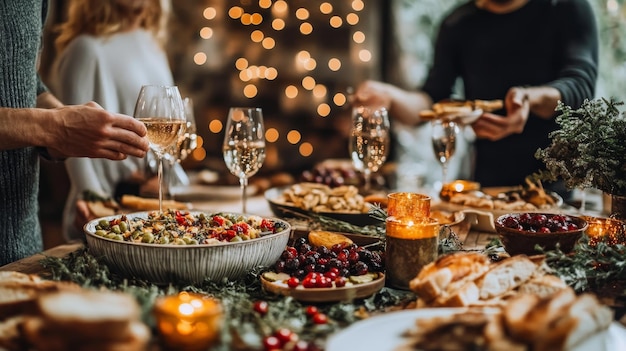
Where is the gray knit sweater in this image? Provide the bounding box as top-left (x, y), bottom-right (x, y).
top-left (0, 0), bottom-right (49, 265)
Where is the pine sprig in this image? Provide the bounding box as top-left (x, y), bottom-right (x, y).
top-left (534, 97), bottom-right (626, 196)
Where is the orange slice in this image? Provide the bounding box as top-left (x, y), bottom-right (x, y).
top-left (308, 231), bottom-right (354, 249)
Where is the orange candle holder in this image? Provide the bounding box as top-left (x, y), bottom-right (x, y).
top-left (583, 216), bottom-right (626, 246)
top-left (385, 216), bottom-right (440, 290)
top-left (439, 180), bottom-right (480, 201)
top-left (153, 292), bottom-right (223, 351)
top-left (387, 192), bottom-right (431, 220)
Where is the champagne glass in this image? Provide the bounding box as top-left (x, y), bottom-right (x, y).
top-left (431, 118), bottom-right (460, 187)
top-left (162, 97), bottom-right (197, 199)
top-left (349, 106), bottom-right (390, 192)
top-left (133, 85), bottom-right (186, 212)
top-left (222, 107), bottom-right (266, 213)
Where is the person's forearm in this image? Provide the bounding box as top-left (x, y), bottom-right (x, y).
top-left (0, 107), bottom-right (55, 150)
top-left (388, 88), bottom-right (433, 126)
top-left (520, 86), bottom-right (561, 119)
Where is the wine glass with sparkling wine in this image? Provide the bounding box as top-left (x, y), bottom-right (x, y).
top-left (349, 106), bottom-right (390, 192)
top-left (431, 118), bottom-right (460, 187)
top-left (133, 85), bottom-right (186, 212)
top-left (222, 107), bottom-right (266, 213)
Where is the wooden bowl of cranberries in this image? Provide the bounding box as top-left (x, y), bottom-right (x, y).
top-left (495, 213), bottom-right (588, 256)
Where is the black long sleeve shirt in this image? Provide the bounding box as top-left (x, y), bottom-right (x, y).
top-left (422, 0), bottom-right (598, 187)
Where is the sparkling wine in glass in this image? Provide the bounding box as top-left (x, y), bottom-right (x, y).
top-left (133, 85), bottom-right (186, 212)
top-left (431, 118), bottom-right (460, 187)
top-left (222, 107), bottom-right (266, 213)
top-left (349, 106), bottom-right (390, 192)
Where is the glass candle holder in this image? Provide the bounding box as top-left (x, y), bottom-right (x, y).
top-left (583, 216), bottom-right (626, 246)
top-left (387, 192), bottom-right (431, 220)
top-left (385, 216), bottom-right (440, 290)
top-left (154, 292), bottom-right (223, 351)
top-left (439, 180), bottom-right (480, 201)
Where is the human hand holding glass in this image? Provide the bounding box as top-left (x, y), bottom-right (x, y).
top-left (133, 85), bottom-right (186, 212)
top-left (431, 118), bottom-right (460, 186)
top-left (349, 106), bottom-right (390, 192)
top-left (222, 107), bottom-right (266, 213)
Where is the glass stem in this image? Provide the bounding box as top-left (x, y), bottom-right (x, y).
top-left (240, 177), bottom-right (248, 213)
top-left (157, 156), bottom-right (164, 212)
top-left (442, 162), bottom-right (448, 186)
top-left (363, 169), bottom-right (372, 192)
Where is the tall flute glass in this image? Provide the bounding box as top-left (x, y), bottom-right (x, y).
top-left (431, 118), bottom-right (460, 187)
top-left (222, 107), bottom-right (266, 213)
top-left (349, 106), bottom-right (390, 192)
top-left (133, 85), bottom-right (186, 212)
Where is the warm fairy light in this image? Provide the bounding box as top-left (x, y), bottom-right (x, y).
top-left (251, 30), bottom-right (264, 42)
top-left (353, 31), bottom-right (365, 43)
top-left (228, 6), bottom-right (243, 19)
top-left (208, 120), bottom-right (222, 133)
top-left (257, 66), bottom-right (268, 78)
top-left (240, 13), bottom-right (252, 25)
top-left (243, 84), bottom-right (258, 98)
top-left (302, 76), bottom-right (316, 90)
top-left (330, 16), bottom-right (343, 28)
top-left (359, 49), bottom-right (372, 62)
top-left (313, 84), bottom-right (327, 98)
top-left (295, 8), bottom-right (309, 20)
top-left (235, 58), bottom-right (249, 70)
top-left (265, 128), bottom-right (279, 142)
top-left (193, 52), bottom-right (207, 65)
top-left (272, 18), bottom-right (285, 30)
top-left (247, 66), bottom-right (258, 78)
top-left (262, 37), bottom-right (275, 49)
top-left (352, 0), bottom-right (364, 11)
top-left (239, 70), bottom-right (251, 82)
top-left (199, 27), bottom-right (213, 39)
top-left (191, 147), bottom-right (206, 161)
top-left (203, 7), bottom-right (217, 20)
top-left (287, 130), bottom-right (302, 144)
top-left (259, 0), bottom-right (272, 9)
top-left (320, 2), bottom-right (333, 14)
top-left (265, 67), bottom-right (278, 80)
top-left (296, 50), bottom-right (311, 63)
top-left (299, 142), bottom-right (313, 157)
top-left (273, 0), bottom-right (288, 13)
top-left (346, 13), bottom-right (359, 25)
top-left (250, 13), bottom-right (263, 25)
top-left (333, 93), bottom-right (347, 106)
top-left (303, 58), bottom-right (317, 71)
top-left (328, 58), bottom-right (341, 71)
top-left (317, 103), bottom-right (331, 117)
top-left (285, 85), bottom-right (298, 98)
top-left (300, 22), bottom-right (313, 35)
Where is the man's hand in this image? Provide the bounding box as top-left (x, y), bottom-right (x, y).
top-left (472, 87), bottom-right (530, 141)
top-left (50, 102), bottom-right (149, 160)
top-left (353, 80), bottom-right (394, 110)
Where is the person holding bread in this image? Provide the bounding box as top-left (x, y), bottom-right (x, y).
top-left (353, 0), bottom-right (598, 195)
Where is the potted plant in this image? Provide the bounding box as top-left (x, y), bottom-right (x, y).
top-left (534, 97), bottom-right (626, 219)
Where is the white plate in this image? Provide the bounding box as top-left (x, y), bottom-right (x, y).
top-left (326, 308), bottom-right (626, 351)
top-left (170, 183), bottom-right (258, 201)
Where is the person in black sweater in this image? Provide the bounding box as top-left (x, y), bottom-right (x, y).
top-left (354, 0), bottom-right (598, 191)
top-left (0, 0), bottom-right (149, 266)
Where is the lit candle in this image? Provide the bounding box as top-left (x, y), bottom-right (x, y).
top-left (385, 192), bottom-right (439, 290)
top-left (154, 292), bottom-right (223, 351)
top-left (583, 216), bottom-right (626, 246)
top-left (439, 180), bottom-right (480, 201)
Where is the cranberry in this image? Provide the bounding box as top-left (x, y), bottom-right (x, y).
top-left (538, 226), bottom-right (551, 233)
top-left (292, 340), bottom-right (310, 351)
top-left (312, 313), bottom-right (328, 324)
top-left (502, 216), bottom-right (520, 229)
top-left (334, 276), bottom-right (347, 287)
top-left (263, 336), bottom-right (281, 350)
top-left (274, 328), bottom-right (297, 344)
top-left (253, 300), bottom-right (269, 315)
top-left (287, 276), bottom-right (300, 288)
top-left (530, 214), bottom-right (548, 228)
top-left (305, 306), bottom-right (319, 316)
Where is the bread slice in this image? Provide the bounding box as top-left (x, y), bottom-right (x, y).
top-left (35, 290), bottom-right (141, 339)
top-left (409, 252), bottom-right (490, 303)
top-left (432, 280), bottom-right (480, 307)
top-left (477, 255), bottom-right (537, 300)
top-left (0, 316), bottom-right (27, 351)
top-left (0, 286), bottom-right (40, 320)
top-left (517, 274), bottom-right (568, 298)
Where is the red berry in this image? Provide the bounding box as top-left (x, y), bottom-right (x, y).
top-left (253, 300), bottom-right (269, 315)
top-left (293, 340), bottom-right (310, 351)
top-left (274, 328), bottom-right (296, 344)
top-left (538, 226), bottom-right (551, 233)
top-left (334, 276), bottom-right (347, 287)
top-left (305, 306), bottom-right (319, 316)
top-left (287, 276), bottom-right (300, 288)
top-left (312, 312), bottom-right (328, 324)
top-left (263, 336), bottom-right (281, 350)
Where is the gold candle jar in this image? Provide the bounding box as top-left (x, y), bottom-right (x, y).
top-left (439, 180), bottom-right (480, 201)
top-left (385, 192), bottom-right (438, 290)
top-left (583, 216), bottom-right (626, 246)
top-left (154, 292), bottom-right (223, 351)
